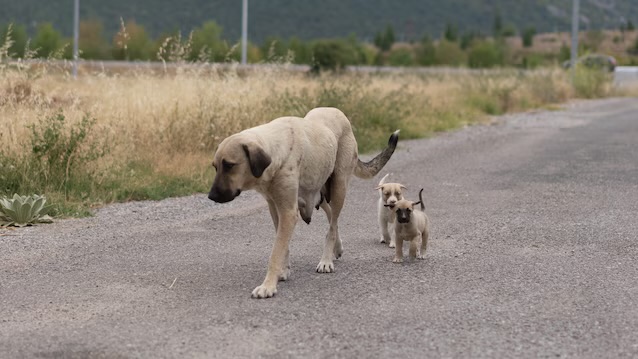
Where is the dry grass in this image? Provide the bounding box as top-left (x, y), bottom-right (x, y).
top-left (0, 64), bottom-right (625, 214)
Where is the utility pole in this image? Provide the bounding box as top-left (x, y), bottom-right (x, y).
top-left (73, 0), bottom-right (79, 78)
top-left (570, 0), bottom-right (580, 83)
top-left (241, 0), bottom-right (248, 65)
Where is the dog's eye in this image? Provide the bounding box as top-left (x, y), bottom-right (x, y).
top-left (222, 160), bottom-right (235, 171)
top-left (384, 191), bottom-right (390, 196)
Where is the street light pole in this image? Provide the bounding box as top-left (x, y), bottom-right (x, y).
top-left (241, 0), bottom-right (248, 65)
top-left (73, 0), bottom-right (79, 78)
top-left (570, 0), bottom-right (580, 83)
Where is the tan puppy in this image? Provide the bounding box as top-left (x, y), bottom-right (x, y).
top-left (375, 173), bottom-right (406, 248)
top-left (385, 188), bottom-right (429, 263)
top-left (209, 107), bottom-right (399, 298)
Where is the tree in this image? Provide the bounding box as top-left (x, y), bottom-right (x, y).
top-left (260, 36), bottom-right (287, 61)
top-left (311, 39), bottom-right (357, 73)
top-left (190, 21), bottom-right (229, 62)
top-left (434, 39), bottom-right (466, 66)
top-left (493, 10), bottom-right (503, 37)
top-left (374, 25), bottom-right (395, 51)
top-left (112, 20), bottom-right (153, 60)
top-left (79, 20), bottom-right (111, 59)
top-left (0, 23), bottom-right (28, 58)
top-left (461, 31), bottom-right (483, 50)
top-left (444, 22), bottom-right (459, 42)
top-left (288, 36), bottom-right (311, 64)
top-left (468, 40), bottom-right (504, 68)
top-left (33, 23), bottom-right (64, 58)
top-left (416, 34), bottom-right (436, 66)
top-left (387, 47), bottom-right (415, 66)
top-left (522, 27), bottom-right (536, 48)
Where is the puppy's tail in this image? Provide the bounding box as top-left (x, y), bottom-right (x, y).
top-left (378, 173), bottom-right (391, 187)
top-left (354, 130), bottom-right (400, 179)
top-left (418, 188), bottom-right (425, 211)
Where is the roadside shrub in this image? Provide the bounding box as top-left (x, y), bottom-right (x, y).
top-left (387, 47), bottom-right (416, 67)
top-left (468, 41), bottom-right (504, 68)
top-left (572, 66), bottom-right (612, 98)
top-left (310, 39), bottom-right (357, 73)
top-left (28, 112), bottom-right (108, 195)
top-left (435, 40), bottom-right (466, 66)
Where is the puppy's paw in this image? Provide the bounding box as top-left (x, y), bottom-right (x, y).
top-left (392, 256), bottom-right (403, 263)
top-left (334, 244), bottom-right (343, 260)
top-left (389, 241), bottom-right (396, 248)
top-left (379, 237), bottom-right (387, 244)
top-left (417, 254), bottom-right (426, 260)
top-left (251, 284), bottom-right (277, 299)
top-left (316, 260), bottom-right (335, 273)
top-left (278, 268), bottom-right (291, 281)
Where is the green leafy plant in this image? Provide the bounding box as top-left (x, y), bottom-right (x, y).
top-left (0, 194), bottom-right (53, 227)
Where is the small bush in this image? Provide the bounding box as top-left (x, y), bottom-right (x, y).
top-left (468, 41), bottom-right (504, 68)
top-left (310, 39), bottom-right (357, 73)
top-left (387, 47), bottom-right (416, 67)
top-left (572, 66), bottom-right (612, 98)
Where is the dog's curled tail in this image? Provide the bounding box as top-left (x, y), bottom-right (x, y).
top-left (418, 188), bottom-right (425, 211)
top-left (354, 130), bottom-right (400, 179)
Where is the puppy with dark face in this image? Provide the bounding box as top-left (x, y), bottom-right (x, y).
top-left (385, 188), bottom-right (429, 263)
top-left (375, 173), bottom-right (406, 248)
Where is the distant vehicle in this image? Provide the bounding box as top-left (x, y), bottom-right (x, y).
top-left (563, 54), bottom-right (617, 72)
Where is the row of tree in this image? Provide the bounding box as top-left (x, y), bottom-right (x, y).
top-left (1, 18), bottom-right (637, 71)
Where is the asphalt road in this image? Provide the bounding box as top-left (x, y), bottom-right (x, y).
top-left (1, 98), bottom-right (637, 358)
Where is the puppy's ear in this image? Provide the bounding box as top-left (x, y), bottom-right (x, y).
top-left (413, 201), bottom-right (421, 208)
top-left (375, 185), bottom-right (384, 190)
top-left (400, 185), bottom-right (407, 190)
top-left (242, 143), bottom-right (272, 178)
top-left (383, 204), bottom-right (395, 209)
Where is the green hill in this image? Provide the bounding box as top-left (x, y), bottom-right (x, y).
top-left (1, 0), bottom-right (637, 43)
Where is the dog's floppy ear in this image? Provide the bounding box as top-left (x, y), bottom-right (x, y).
top-left (400, 185), bottom-right (407, 190)
top-left (242, 143), bottom-right (272, 178)
top-left (375, 184), bottom-right (384, 190)
top-left (412, 201), bottom-right (421, 208)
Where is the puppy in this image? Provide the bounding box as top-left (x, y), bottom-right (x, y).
top-left (385, 188), bottom-right (429, 263)
top-left (375, 173), bottom-right (406, 248)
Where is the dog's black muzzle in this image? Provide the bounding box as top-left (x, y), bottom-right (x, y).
top-left (208, 187), bottom-right (241, 203)
top-left (397, 216), bottom-right (411, 224)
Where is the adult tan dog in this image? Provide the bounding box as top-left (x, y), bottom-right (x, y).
top-left (209, 107), bottom-right (399, 298)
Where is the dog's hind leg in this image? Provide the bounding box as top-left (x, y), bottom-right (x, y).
top-left (318, 200), bottom-right (341, 259)
top-left (316, 175), bottom-right (348, 272)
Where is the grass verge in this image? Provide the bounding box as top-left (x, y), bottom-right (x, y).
top-left (0, 64), bottom-right (627, 216)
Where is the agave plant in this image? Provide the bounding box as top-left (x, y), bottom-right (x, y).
top-left (0, 194), bottom-right (53, 227)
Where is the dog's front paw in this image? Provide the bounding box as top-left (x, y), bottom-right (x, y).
top-left (389, 240), bottom-right (396, 248)
top-left (251, 284), bottom-right (277, 299)
top-left (416, 254), bottom-right (426, 260)
top-left (392, 257), bottom-right (403, 263)
top-left (316, 260), bottom-right (335, 273)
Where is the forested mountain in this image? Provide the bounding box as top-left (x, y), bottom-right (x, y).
top-left (1, 0), bottom-right (637, 43)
